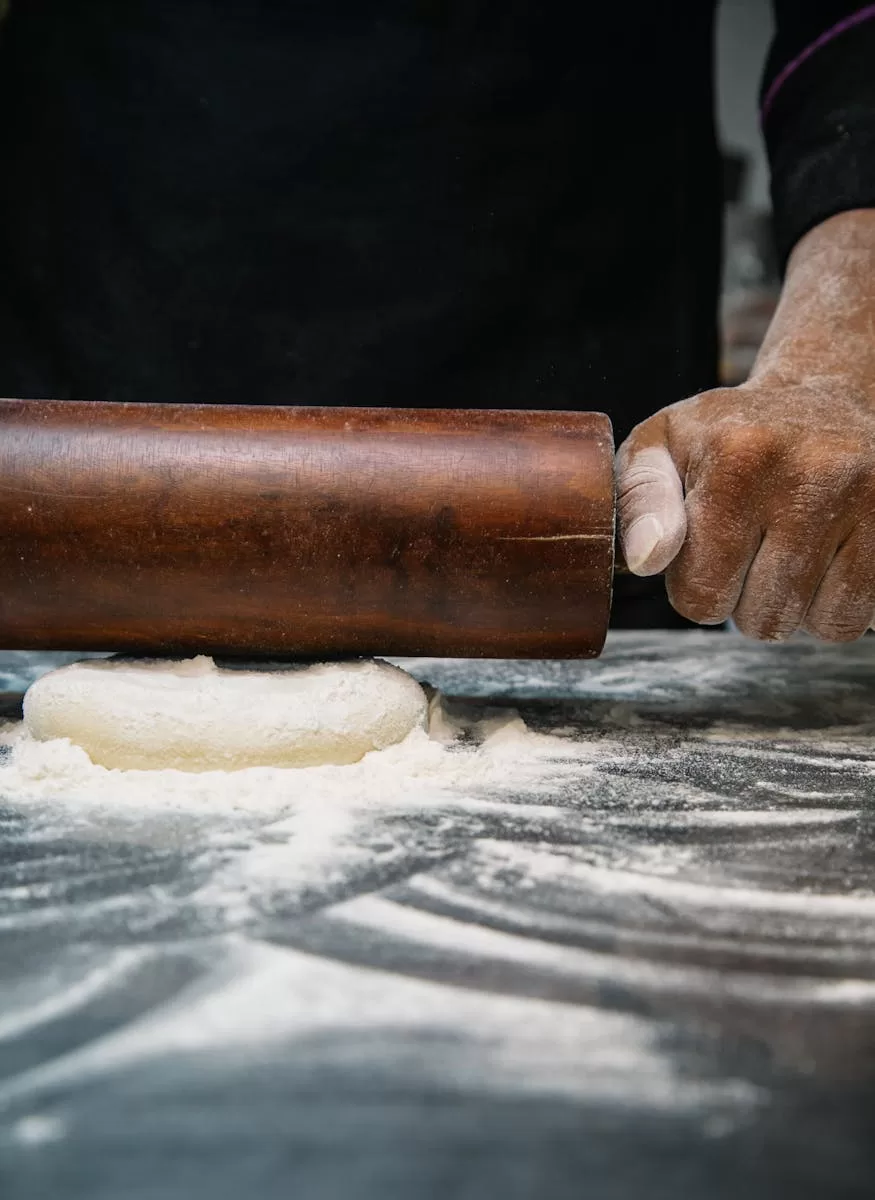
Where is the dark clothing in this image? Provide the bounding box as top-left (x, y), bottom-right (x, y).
top-left (1, 0), bottom-right (872, 425)
top-left (0, 2), bottom-right (872, 625)
top-left (765, 2), bottom-right (875, 266)
top-left (0, 1), bottom-right (721, 440)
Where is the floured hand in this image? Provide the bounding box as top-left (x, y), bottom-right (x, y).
top-left (616, 210), bottom-right (875, 643)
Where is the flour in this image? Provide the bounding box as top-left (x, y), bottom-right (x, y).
top-left (1, 635), bottom-right (874, 1143)
top-left (0, 939), bottom-right (761, 1121)
top-left (0, 693), bottom-right (589, 817)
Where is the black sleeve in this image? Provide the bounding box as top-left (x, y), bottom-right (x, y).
top-left (762, 2), bottom-right (875, 267)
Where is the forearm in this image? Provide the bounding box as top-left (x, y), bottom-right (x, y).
top-left (751, 208), bottom-right (875, 399)
top-left (616, 203), bottom-right (875, 642)
top-left (614, 5), bottom-right (875, 641)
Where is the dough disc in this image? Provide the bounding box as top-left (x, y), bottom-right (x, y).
top-left (23, 656), bottom-right (428, 772)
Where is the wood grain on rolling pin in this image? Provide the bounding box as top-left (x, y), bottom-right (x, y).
top-left (0, 401), bottom-right (615, 658)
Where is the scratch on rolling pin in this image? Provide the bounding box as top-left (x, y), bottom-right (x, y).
top-left (498, 533), bottom-right (611, 542)
top-left (0, 482), bottom-right (107, 499)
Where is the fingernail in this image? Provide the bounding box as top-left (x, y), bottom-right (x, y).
top-left (624, 515), bottom-right (664, 574)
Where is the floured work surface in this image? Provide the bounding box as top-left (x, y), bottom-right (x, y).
top-left (1, 632), bottom-right (875, 1200)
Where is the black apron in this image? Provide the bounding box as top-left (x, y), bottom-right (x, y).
top-left (0, 0), bottom-right (723, 626)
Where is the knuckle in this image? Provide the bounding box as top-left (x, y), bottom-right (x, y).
top-left (807, 620), bottom-right (868, 644)
top-left (734, 608), bottom-right (799, 643)
top-left (785, 444), bottom-right (863, 499)
top-left (804, 599), bottom-right (871, 644)
top-left (712, 423), bottom-right (779, 470)
top-left (791, 440), bottom-right (861, 476)
top-left (733, 570), bottom-right (808, 642)
top-left (666, 576), bottom-right (731, 625)
top-left (830, 623), bottom-right (868, 643)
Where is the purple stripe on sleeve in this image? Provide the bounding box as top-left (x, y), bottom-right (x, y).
top-left (761, 4), bottom-right (875, 123)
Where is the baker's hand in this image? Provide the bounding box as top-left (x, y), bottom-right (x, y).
top-left (615, 209), bottom-right (875, 643)
top-left (616, 383), bottom-right (875, 641)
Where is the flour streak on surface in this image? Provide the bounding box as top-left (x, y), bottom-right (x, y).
top-left (0, 697), bottom-right (586, 815)
top-left (2, 632), bottom-right (875, 1149)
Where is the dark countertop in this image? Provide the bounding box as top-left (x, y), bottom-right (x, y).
top-left (1, 632), bottom-right (875, 1199)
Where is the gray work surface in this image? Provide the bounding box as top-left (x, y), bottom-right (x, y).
top-left (1, 631), bottom-right (875, 1199)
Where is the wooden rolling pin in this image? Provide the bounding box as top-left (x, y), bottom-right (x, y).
top-left (0, 400), bottom-right (615, 658)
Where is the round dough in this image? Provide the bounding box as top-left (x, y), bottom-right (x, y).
top-left (23, 656), bottom-right (427, 772)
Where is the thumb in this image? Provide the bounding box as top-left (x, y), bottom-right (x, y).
top-left (615, 440), bottom-right (687, 576)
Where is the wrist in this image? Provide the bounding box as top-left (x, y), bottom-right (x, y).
top-left (749, 208), bottom-right (875, 403)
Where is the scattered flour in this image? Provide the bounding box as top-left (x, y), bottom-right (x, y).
top-left (0, 939), bottom-right (761, 1120)
top-left (1, 637), bottom-right (873, 1135)
top-left (0, 693), bottom-right (590, 817)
